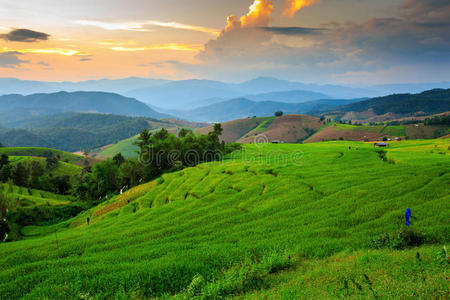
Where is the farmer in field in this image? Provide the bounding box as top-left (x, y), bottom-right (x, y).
top-left (405, 208), bottom-right (411, 226)
top-left (87, 217), bottom-right (90, 225)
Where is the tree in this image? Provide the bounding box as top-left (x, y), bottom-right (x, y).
top-left (0, 193), bottom-right (9, 242)
top-left (30, 161), bottom-right (45, 179)
top-left (119, 159), bottom-right (145, 188)
top-left (275, 111), bottom-right (284, 117)
top-left (135, 129), bottom-right (153, 153)
top-left (46, 155), bottom-right (59, 170)
top-left (113, 153), bottom-right (126, 166)
top-left (29, 160), bottom-right (45, 188)
top-left (0, 142), bottom-right (3, 147)
top-left (92, 159), bottom-right (120, 197)
top-left (83, 149), bottom-right (90, 157)
top-left (51, 175), bottom-right (72, 195)
top-left (154, 128), bottom-right (169, 140)
top-left (178, 128), bottom-right (192, 138)
top-left (0, 165), bottom-right (11, 183)
top-left (382, 136), bottom-right (388, 141)
top-left (0, 154), bottom-right (8, 169)
top-left (11, 163), bottom-right (29, 187)
top-left (213, 123), bottom-right (223, 136)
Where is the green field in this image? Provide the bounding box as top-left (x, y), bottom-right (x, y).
top-left (95, 135), bottom-right (140, 159)
top-left (0, 147), bottom-right (84, 164)
top-left (333, 124), bottom-right (406, 136)
top-left (0, 139), bottom-right (449, 298)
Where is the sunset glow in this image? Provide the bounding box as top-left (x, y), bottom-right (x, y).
top-left (0, 0), bottom-right (449, 84)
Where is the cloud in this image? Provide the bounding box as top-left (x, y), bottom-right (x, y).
top-left (224, 0), bottom-right (274, 32)
top-left (261, 26), bottom-right (326, 36)
top-left (192, 0), bottom-right (450, 83)
top-left (0, 47), bottom-right (82, 56)
top-left (111, 44), bottom-right (203, 52)
top-left (0, 51), bottom-right (28, 68)
top-left (74, 20), bottom-right (220, 35)
top-left (37, 61), bottom-right (50, 67)
top-left (282, 0), bottom-right (320, 18)
top-left (79, 57), bottom-right (92, 62)
top-left (0, 29), bottom-right (50, 42)
top-left (139, 60), bottom-right (181, 67)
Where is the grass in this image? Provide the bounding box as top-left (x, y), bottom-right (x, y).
top-left (381, 125), bottom-right (406, 136)
top-left (0, 139), bottom-right (449, 298)
top-left (0, 147), bottom-right (84, 164)
top-left (253, 117), bottom-right (275, 133)
top-left (1, 182), bottom-right (80, 240)
top-left (333, 124), bottom-right (406, 136)
top-left (0, 182), bottom-right (74, 206)
top-left (95, 135), bottom-right (140, 159)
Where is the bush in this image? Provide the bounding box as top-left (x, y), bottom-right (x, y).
top-left (371, 228), bottom-right (425, 250)
top-left (177, 251), bottom-right (292, 299)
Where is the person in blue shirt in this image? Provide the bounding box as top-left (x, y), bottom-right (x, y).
top-left (405, 208), bottom-right (412, 226)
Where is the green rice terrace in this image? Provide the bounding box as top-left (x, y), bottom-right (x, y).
top-left (0, 139), bottom-right (449, 299)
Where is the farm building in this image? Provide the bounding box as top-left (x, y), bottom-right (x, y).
top-left (374, 142), bottom-right (389, 147)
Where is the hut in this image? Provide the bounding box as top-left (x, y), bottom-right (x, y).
top-left (374, 142), bottom-right (388, 147)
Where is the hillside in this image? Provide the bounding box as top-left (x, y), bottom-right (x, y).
top-left (325, 89), bottom-right (450, 122)
top-left (0, 113), bottom-right (180, 152)
top-left (305, 123), bottom-right (450, 143)
top-left (0, 139), bottom-right (448, 298)
top-left (0, 147), bottom-right (91, 165)
top-left (0, 182), bottom-right (83, 241)
top-left (94, 119), bottom-right (210, 159)
top-left (178, 98), bottom-right (359, 122)
top-left (0, 91), bottom-right (169, 124)
top-left (197, 114), bottom-right (324, 143)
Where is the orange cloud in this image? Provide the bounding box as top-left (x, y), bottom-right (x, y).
top-left (225, 0), bottom-right (274, 32)
top-left (75, 20), bottom-right (219, 35)
top-left (111, 44), bottom-right (203, 52)
top-left (0, 47), bottom-right (81, 56)
top-left (282, 0), bottom-right (319, 18)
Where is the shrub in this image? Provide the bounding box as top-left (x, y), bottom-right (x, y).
top-left (371, 228), bottom-right (425, 250)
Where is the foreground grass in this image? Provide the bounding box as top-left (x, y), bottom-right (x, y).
top-left (0, 139), bottom-right (448, 298)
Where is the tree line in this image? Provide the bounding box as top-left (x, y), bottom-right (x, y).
top-left (75, 125), bottom-right (240, 202)
top-left (0, 153), bottom-right (72, 195)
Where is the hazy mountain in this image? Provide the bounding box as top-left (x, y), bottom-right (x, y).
top-left (245, 90), bottom-right (330, 103)
top-left (339, 89), bottom-right (450, 115)
top-left (126, 79), bottom-right (243, 109)
top-left (0, 91), bottom-right (169, 124)
top-left (2, 76), bottom-right (450, 111)
top-left (175, 98), bottom-right (361, 122)
top-left (0, 77), bottom-right (169, 95)
top-left (370, 82), bottom-right (450, 95)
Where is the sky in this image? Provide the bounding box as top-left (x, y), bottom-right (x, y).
top-left (0, 0), bottom-right (449, 84)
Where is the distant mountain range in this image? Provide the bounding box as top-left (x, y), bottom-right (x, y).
top-left (173, 98), bottom-right (362, 122)
top-left (0, 91), bottom-right (169, 124)
top-left (0, 77), bottom-right (169, 95)
top-left (3, 76), bottom-right (450, 110)
top-left (339, 89), bottom-right (450, 115)
top-left (325, 88), bottom-right (450, 122)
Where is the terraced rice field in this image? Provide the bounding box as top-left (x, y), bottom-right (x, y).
top-left (0, 139), bottom-right (448, 298)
